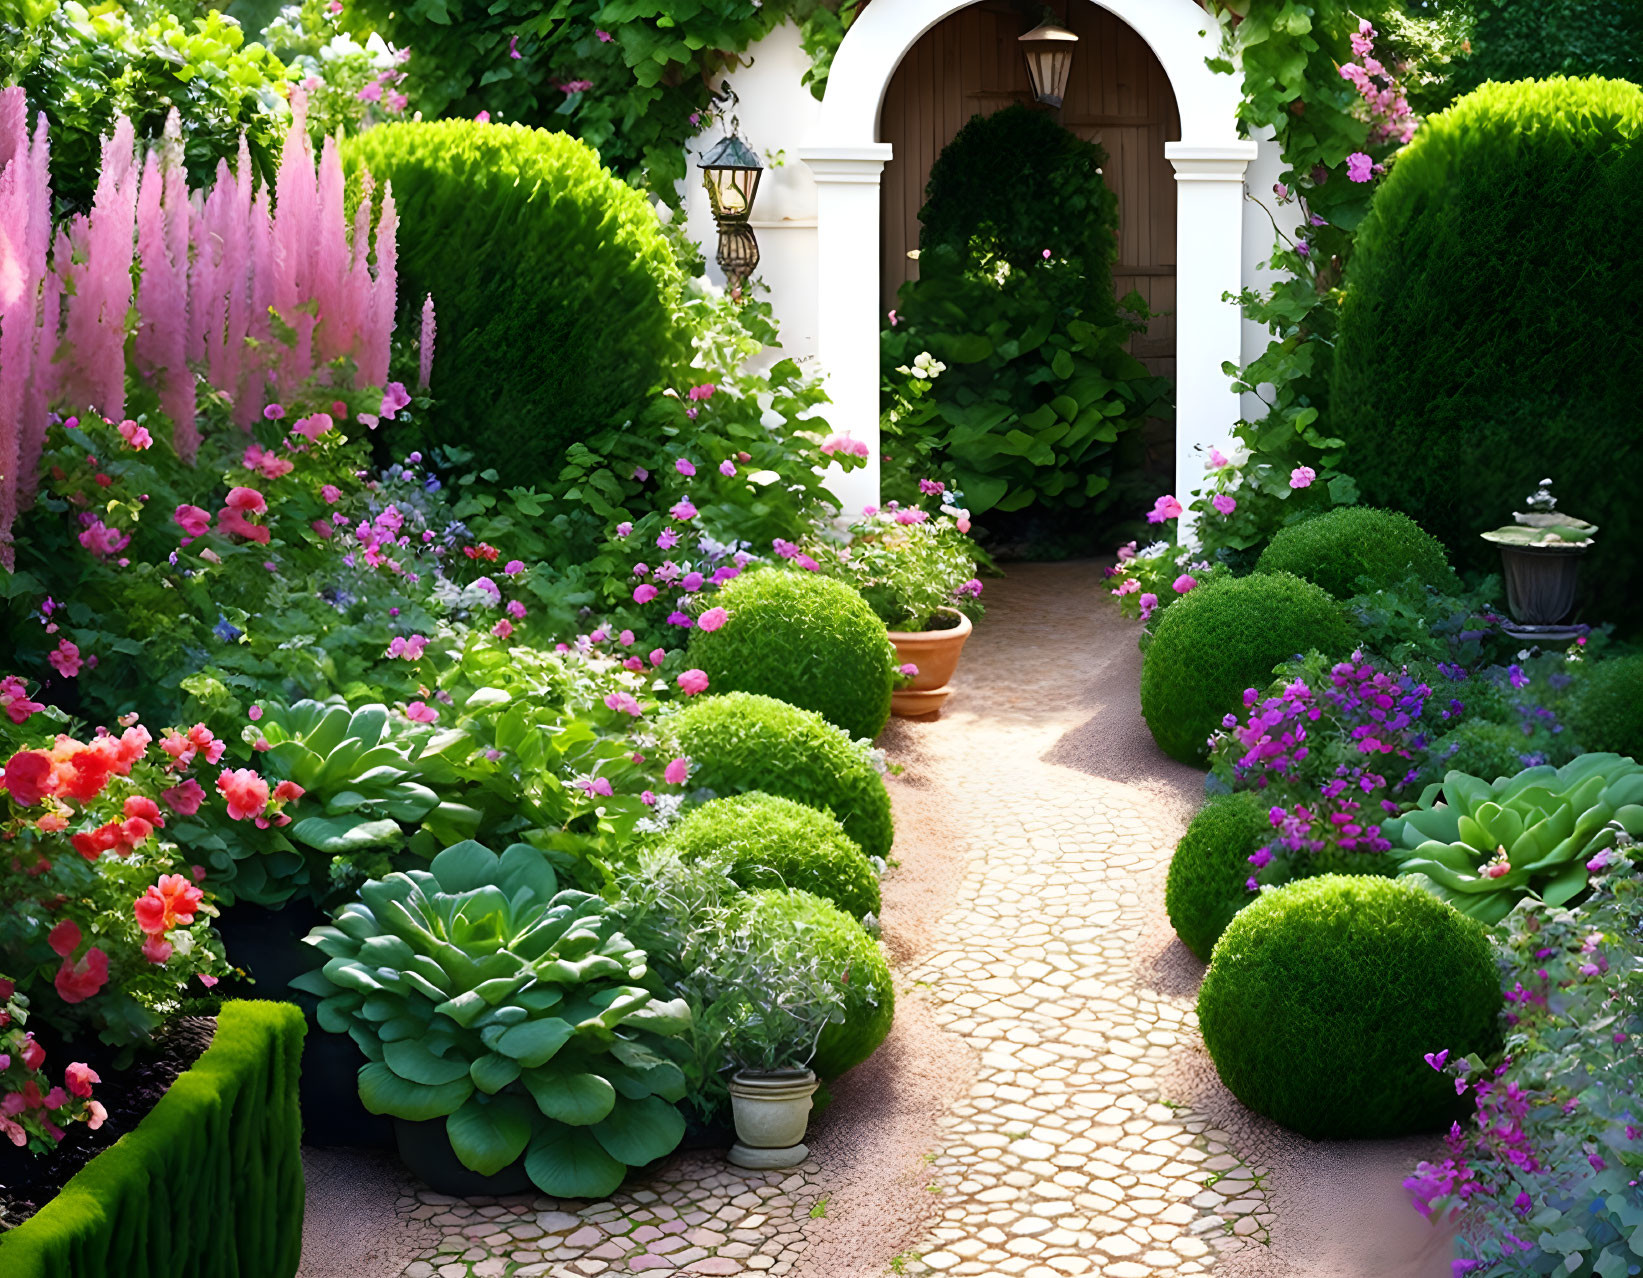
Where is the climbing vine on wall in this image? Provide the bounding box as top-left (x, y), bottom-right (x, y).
top-left (342, 0), bottom-right (857, 200)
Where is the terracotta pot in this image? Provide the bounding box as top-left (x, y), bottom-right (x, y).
top-left (727, 1069), bottom-right (818, 1170)
top-left (887, 608), bottom-right (973, 718)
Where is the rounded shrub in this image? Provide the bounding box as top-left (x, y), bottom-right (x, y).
top-left (1567, 655), bottom-right (1643, 760)
top-left (664, 792), bottom-right (881, 921)
top-left (1165, 793), bottom-right (1273, 962)
top-left (1255, 508), bottom-right (1458, 600)
top-left (341, 121), bottom-right (678, 486)
top-left (668, 692), bottom-right (894, 860)
top-left (687, 569), bottom-right (896, 742)
top-left (1197, 875), bottom-right (1500, 1139)
top-left (1140, 573), bottom-right (1355, 766)
top-left (738, 889), bottom-right (894, 1080)
top-left (1332, 78), bottom-right (1643, 624)
top-left (1433, 719), bottom-right (1537, 782)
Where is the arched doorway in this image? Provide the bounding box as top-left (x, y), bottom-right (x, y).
top-left (799, 0), bottom-right (1255, 517)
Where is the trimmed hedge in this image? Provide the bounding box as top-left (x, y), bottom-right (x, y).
top-left (1332, 78), bottom-right (1643, 623)
top-left (1567, 655), bottom-right (1643, 761)
top-left (1197, 876), bottom-right (1500, 1139)
top-left (1433, 719), bottom-right (1538, 783)
top-left (669, 692), bottom-right (895, 860)
top-left (664, 791), bottom-right (882, 921)
top-left (1139, 573), bottom-right (1354, 766)
top-left (0, 1000), bottom-right (306, 1278)
top-left (687, 569), bottom-right (896, 742)
top-left (340, 120), bottom-right (678, 486)
top-left (738, 889), bottom-right (894, 1080)
top-left (1165, 793), bottom-right (1273, 962)
top-left (1255, 507), bottom-right (1457, 601)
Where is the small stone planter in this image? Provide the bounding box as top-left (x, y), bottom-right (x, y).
top-left (727, 1068), bottom-right (818, 1169)
top-left (888, 608), bottom-right (973, 718)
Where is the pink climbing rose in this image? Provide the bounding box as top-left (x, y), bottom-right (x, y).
top-left (1146, 494), bottom-right (1183, 524)
top-left (1212, 493), bottom-right (1237, 516)
top-left (1289, 466), bottom-right (1317, 490)
top-left (677, 669), bottom-right (710, 696)
top-left (664, 757), bottom-right (691, 785)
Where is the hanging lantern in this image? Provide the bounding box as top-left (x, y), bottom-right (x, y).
top-left (1019, 21), bottom-right (1078, 108)
top-left (715, 223), bottom-right (761, 293)
top-left (699, 133), bottom-right (763, 224)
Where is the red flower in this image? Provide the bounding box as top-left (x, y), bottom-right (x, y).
top-left (57, 750), bottom-right (114, 803)
top-left (70, 820), bottom-right (125, 860)
top-left (141, 935), bottom-right (173, 965)
top-left (1, 751), bottom-right (55, 807)
top-left (54, 948), bottom-right (109, 1003)
top-left (123, 795), bottom-right (163, 825)
top-left (20, 1035), bottom-right (44, 1070)
top-left (47, 918), bottom-right (81, 957)
top-left (64, 1062), bottom-right (98, 1098)
top-left (216, 768), bottom-right (269, 821)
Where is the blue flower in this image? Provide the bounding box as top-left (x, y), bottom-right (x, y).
top-left (214, 615), bottom-right (244, 643)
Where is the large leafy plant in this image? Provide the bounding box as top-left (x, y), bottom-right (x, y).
top-left (1385, 754), bottom-right (1643, 924)
top-left (294, 840), bottom-right (692, 1196)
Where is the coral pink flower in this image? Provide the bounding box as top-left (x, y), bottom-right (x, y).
top-left (225, 487), bottom-right (267, 515)
top-left (676, 669), bottom-right (709, 695)
top-left (65, 1062), bottom-right (98, 1098)
top-left (273, 780), bottom-right (305, 804)
top-left (161, 779), bottom-right (206, 816)
top-left (0, 676), bottom-right (44, 724)
top-left (134, 873), bottom-right (203, 935)
top-left (21, 1037), bottom-right (44, 1071)
top-left (243, 444), bottom-right (294, 480)
top-left (141, 935), bottom-right (174, 965)
top-left (86, 1100), bottom-right (107, 1129)
top-left (54, 948), bottom-right (109, 1004)
top-left (217, 768), bottom-right (270, 821)
top-left (2, 750), bottom-right (55, 807)
top-left (48, 640), bottom-right (83, 678)
top-left (123, 795), bottom-right (164, 827)
top-left (117, 419), bottom-right (152, 450)
top-left (175, 505), bottom-right (212, 538)
top-left (404, 701), bottom-right (438, 723)
top-left (492, 619), bottom-right (514, 640)
top-left (292, 413), bottom-right (334, 440)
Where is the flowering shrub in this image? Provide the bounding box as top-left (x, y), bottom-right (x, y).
top-left (806, 494), bottom-right (983, 633)
top-left (0, 981), bottom-right (104, 1153)
top-left (1406, 857), bottom-right (1641, 1277)
top-left (263, 0), bottom-right (415, 138)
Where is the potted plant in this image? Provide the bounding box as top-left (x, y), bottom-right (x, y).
top-left (809, 497), bottom-right (985, 717)
top-left (1480, 478), bottom-right (1597, 635)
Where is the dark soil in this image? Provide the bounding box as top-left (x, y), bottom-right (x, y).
top-left (0, 1015), bottom-right (216, 1230)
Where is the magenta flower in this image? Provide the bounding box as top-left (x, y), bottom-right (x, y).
top-left (404, 701), bottom-right (438, 723)
top-left (1346, 151), bottom-right (1375, 183)
top-left (578, 776), bottom-right (613, 797)
top-left (657, 528), bottom-right (680, 551)
top-left (1290, 465), bottom-right (1317, 489)
top-left (596, 28), bottom-right (613, 41)
top-left (1146, 494), bottom-right (1183, 523)
top-left (117, 419), bottom-right (152, 450)
top-left (698, 606), bottom-right (728, 632)
top-left (686, 384), bottom-right (716, 402)
top-left (615, 522), bottom-right (633, 538)
top-left (49, 639), bottom-right (83, 678)
top-left (175, 505), bottom-right (212, 538)
top-left (681, 571), bottom-right (704, 592)
top-left (633, 583), bottom-right (659, 605)
top-left (1212, 493), bottom-right (1237, 515)
top-left (719, 459), bottom-right (736, 477)
top-left (263, 403), bottom-right (285, 420)
top-left (677, 669), bottom-right (710, 695)
top-left (1138, 592), bottom-right (1159, 621)
top-left (649, 648), bottom-right (666, 667)
top-left (509, 34), bottom-right (521, 58)
top-left (899, 663), bottom-right (919, 677)
top-left (504, 559), bottom-right (525, 575)
top-left (380, 382), bottom-right (412, 417)
top-left (1208, 447), bottom-right (1230, 468)
top-left (675, 458), bottom-right (696, 477)
top-left (1173, 574), bottom-right (1197, 594)
top-left (664, 757), bottom-right (691, 785)
top-left (670, 499), bottom-right (697, 521)
top-left (320, 484), bottom-right (342, 505)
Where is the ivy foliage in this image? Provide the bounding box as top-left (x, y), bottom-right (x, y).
top-left (340, 0), bottom-right (855, 197)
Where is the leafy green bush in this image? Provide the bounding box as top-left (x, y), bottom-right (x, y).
top-left (1431, 719), bottom-right (1537, 783)
top-left (1165, 793), bottom-right (1274, 963)
top-left (737, 889), bottom-right (893, 1080)
top-left (1566, 655), bottom-right (1643, 760)
top-left (0, 1001), bottom-right (305, 1278)
top-left (1255, 507), bottom-right (1457, 600)
top-left (0, 1), bottom-right (291, 212)
top-left (1333, 78), bottom-right (1643, 623)
top-left (663, 792), bottom-right (881, 921)
top-left (1197, 875), bottom-right (1500, 1139)
top-left (667, 692), bottom-right (894, 860)
top-left (340, 120), bottom-right (679, 487)
top-left (686, 570), bottom-right (897, 742)
top-left (293, 840), bottom-right (693, 1197)
top-left (808, 507), bottom-right (982, 633)
top-left (1383, 754), bottom-right (1643, 924)
top-left (1448, 1), bottom-right (1643, 102)
top-left (1139, 573), bottom-right (1355, 766)
top-left (882, 105), bottom-right (1170, 516)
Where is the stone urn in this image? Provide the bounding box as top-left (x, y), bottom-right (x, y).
top-left (1480, 479), bottom-right (1597, 634)
top-left (887, 608), bottom-right (973, 718)
top-left (727, 1069), bottom-right (818, 1169)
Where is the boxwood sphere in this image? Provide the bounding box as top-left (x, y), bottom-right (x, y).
top-left (1567, 655), bottom-right (1643, 760)
top-left (664, 792), bottom-right (881, 921)
top-left (1256, 508), bottom-right (1458, 600)
top-left (668, 692), bottom-right (894, 860)
top-left (688, 570), bottom-right (896, 742)
top-left (1140, 573), bottom-right (1355, 766)
top-left (1166, 793), bottom-right (1272, 962)
top-left (738, 889), bottom-right (895, 1080)
top-left (1197, 875), bottom-right (1501, 1139)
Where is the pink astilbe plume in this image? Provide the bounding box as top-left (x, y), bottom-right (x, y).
top-left (418, 293), bottom-right (435, 388)
top-left (57, 115), bottom-right (138, 420)
top-left (362, 180), bottom-right (397, 388)
top-left (134, 113), bottom-right (196, 459)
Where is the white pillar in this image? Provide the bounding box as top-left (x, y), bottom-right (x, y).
top-left (797, 144), bottom-right (893, 516)
top-left (1167, 142), bottom-right (1259, 529)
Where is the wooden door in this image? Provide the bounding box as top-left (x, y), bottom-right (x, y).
top-left (878, 1), bottom-right (1180, 378)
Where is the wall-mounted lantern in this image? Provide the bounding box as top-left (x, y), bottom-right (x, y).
top-left (1019, 20), bottom-right (1078, 109)
top-left (699, 131), bottom-right (764, 295)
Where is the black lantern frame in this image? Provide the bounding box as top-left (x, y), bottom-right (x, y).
top-left (699, 129), bottom-right (765, 295)
top-left (1019, 19), bottom-right (1078, 108)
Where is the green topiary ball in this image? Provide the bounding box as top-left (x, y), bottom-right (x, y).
top-left (1432, 719), bottom-right (1536, 782)
top-left (1256, 508), bottom-right (1458, 600)
top-left (1332, 77), bottom-right (1643, 624)
top-left (738, 889), bottom-right (895, 1080)
top-left (663, 792), bottom-right (881, 921)
top-left (668, 692), bottom-right (894, 860)
top-left (340, 121), bottom-right (678, 487)
top-left (1165, 793), bottom-right (1272, 962)
top-left (687, 569), bottom-right (896, 742)
top-left (1140, 573), bottom-right (1355, 766)
top-left (1197, 875), bottom-right (1501, 1139)
top-left (1567, 656), bottom-right (1643, 760)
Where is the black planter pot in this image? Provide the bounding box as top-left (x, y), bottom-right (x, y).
top-left (1500, 545), bottom-right (1584, 626)
top-left (394, 1119), bottom-right (533, 1195)
top-left (301, 1030), bottom-right (394, 1148)
top-left (215, 898), bottom-right (326, 1000)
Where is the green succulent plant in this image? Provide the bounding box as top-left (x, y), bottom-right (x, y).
top-left (292, 840), bottom-right (692, 1196)
top-left (1384, 753), bottom-right (1643, 923)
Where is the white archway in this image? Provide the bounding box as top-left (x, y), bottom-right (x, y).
top-left (798, 0), bottom-right (1257, 516)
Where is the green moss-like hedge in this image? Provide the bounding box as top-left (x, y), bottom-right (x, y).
top-left (0, 1000), bottom-right (306, 1278)
top-left (1140, 573), bottom-right (1354, 766)
top-left (1197, 876), bottom-right (1499, 1139)
top-left (1332, 77), bottom-right (1643, 622)
top-left (1255, 508), bottom-right (1457, 600)
top-left (1567, 655), bottom-right (1643, 761)
top-left (1165, 793), bottom-right (1273, 963)
top-left (664, 791), bottom-right (882, 920)
top-left (669, 692), bottom-right (895, 860)
top-left (687, 569), bottom-right (896, 743)
top-left (341, 120), bottom-right (678, 487)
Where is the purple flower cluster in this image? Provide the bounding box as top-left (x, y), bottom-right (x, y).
top-left (1246, 769), bottom-right (1396, 891)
